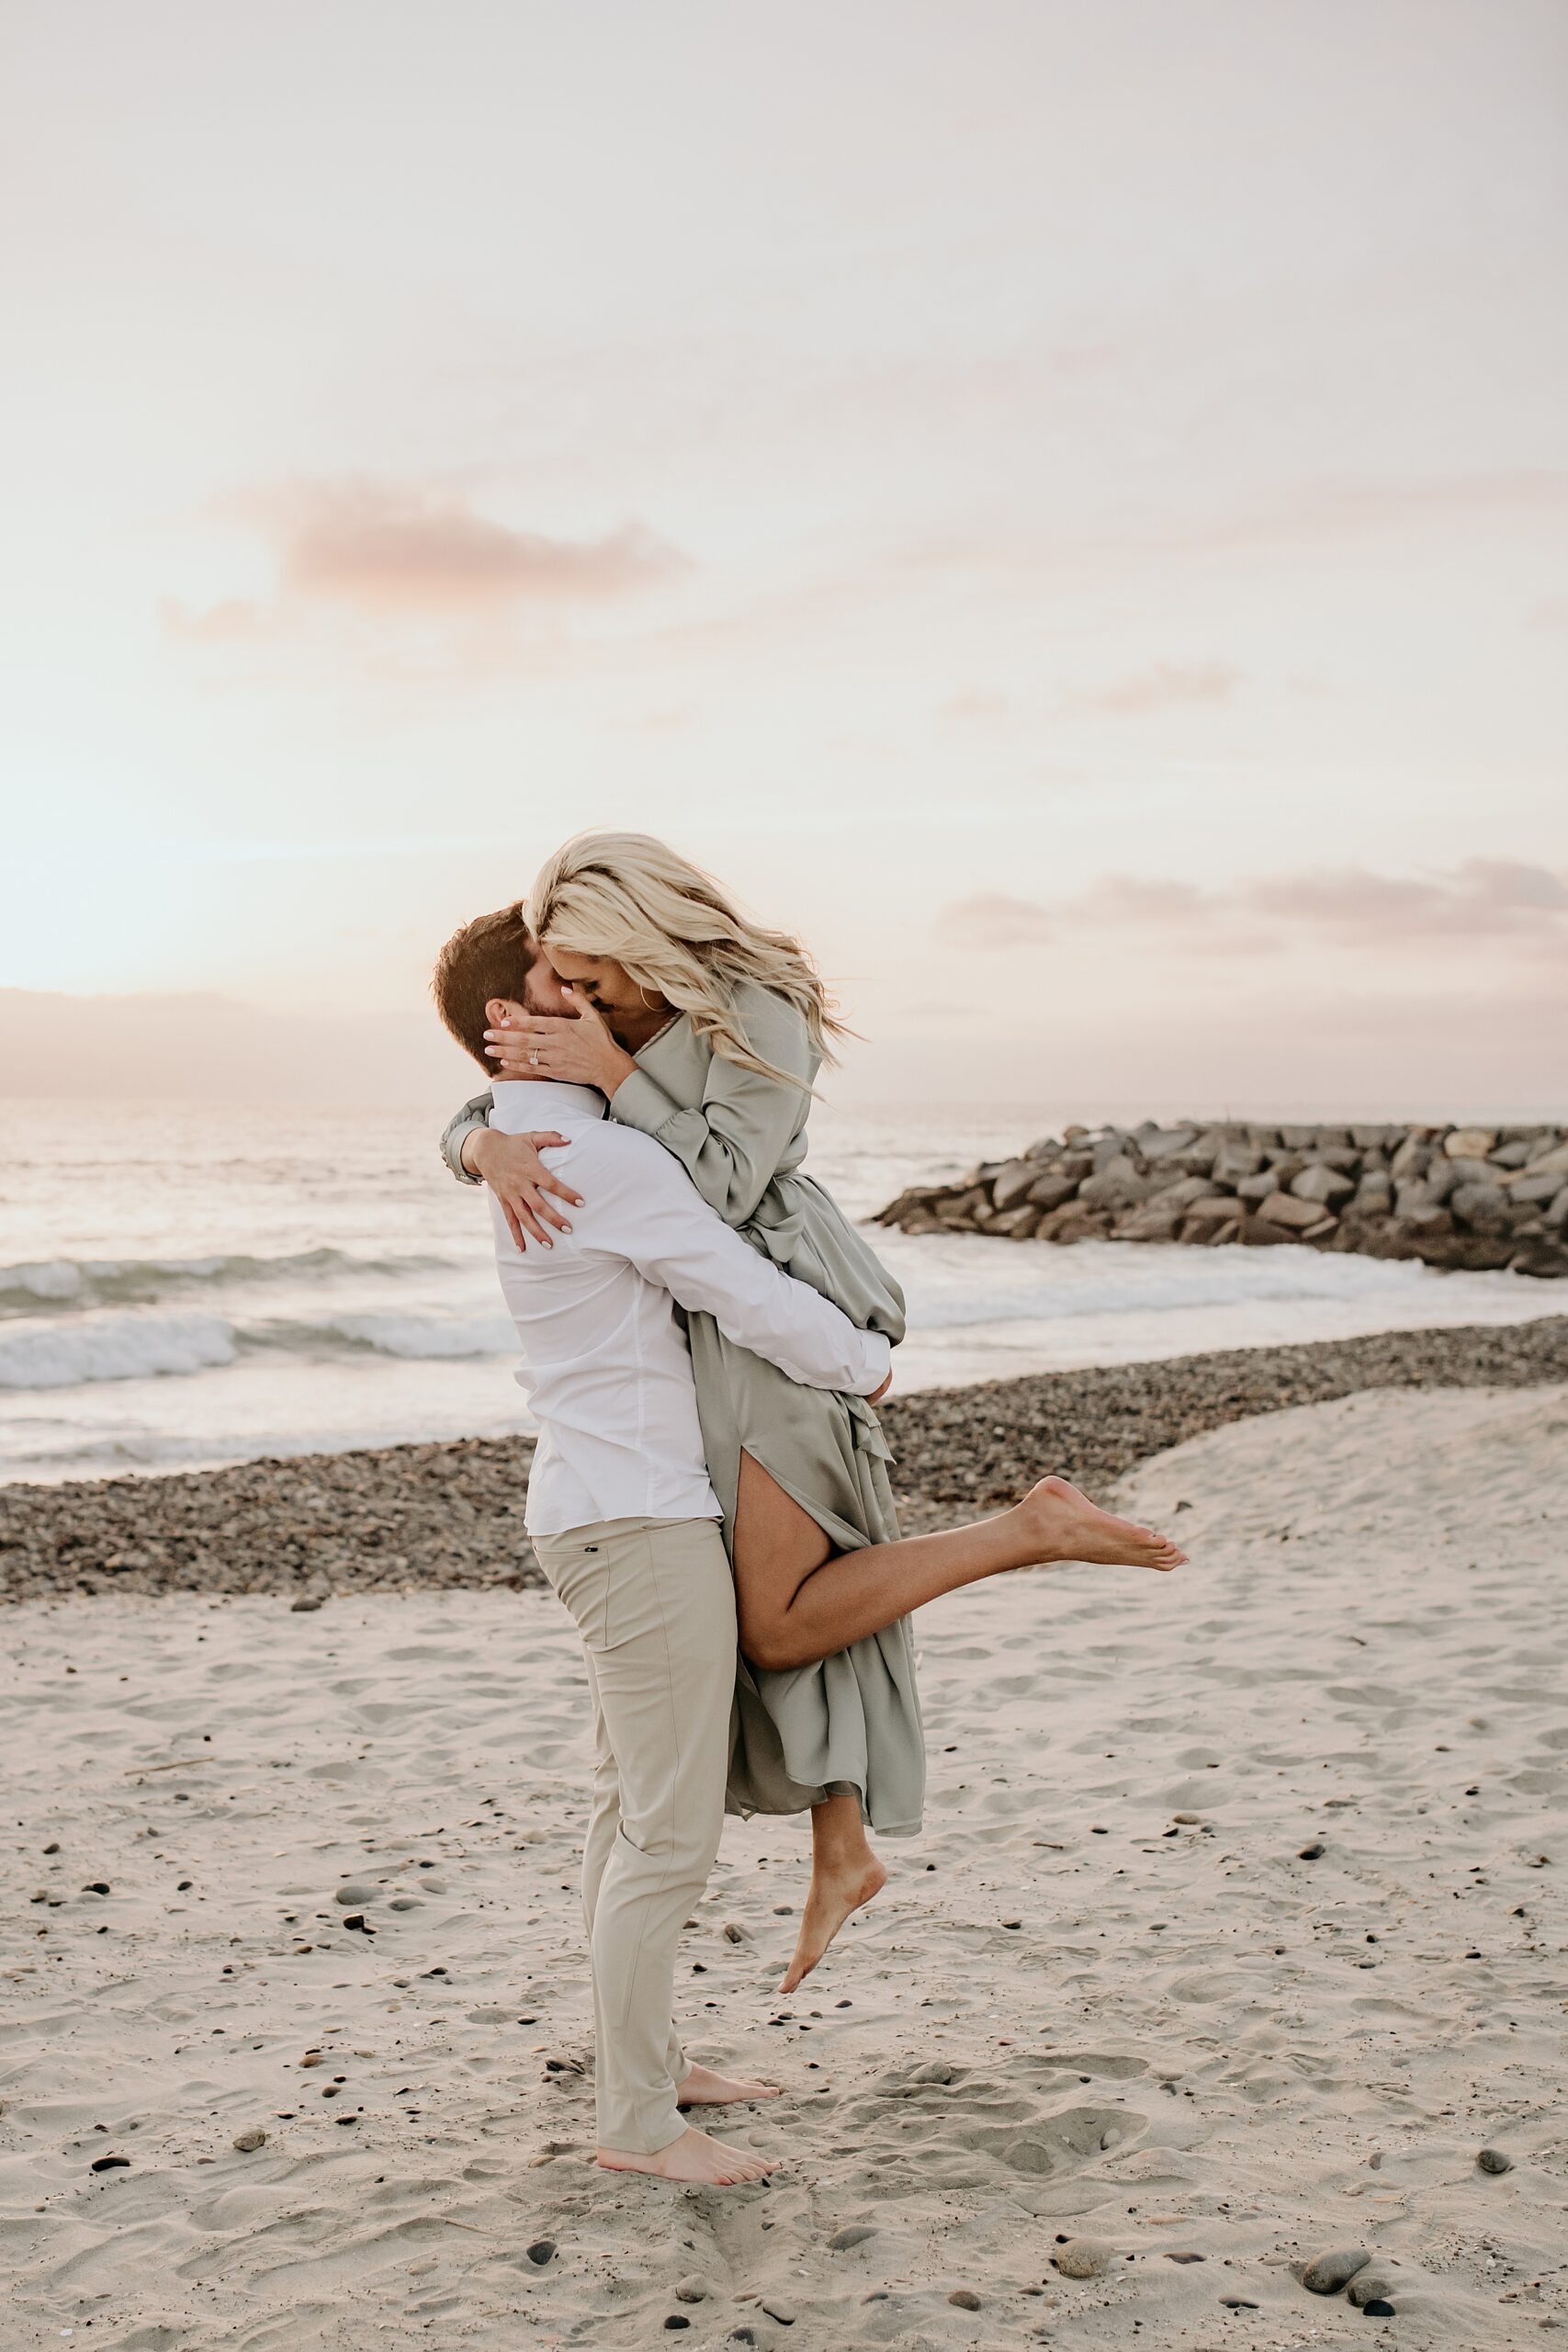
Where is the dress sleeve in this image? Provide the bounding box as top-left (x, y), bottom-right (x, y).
top-left (440, 1091), bottom-right (494, 1184)
top-left (609, 991), bottom-right (812, 1226)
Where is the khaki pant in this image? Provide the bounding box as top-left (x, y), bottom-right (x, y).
top-left (529, 1514), bottom-right (736, 2154)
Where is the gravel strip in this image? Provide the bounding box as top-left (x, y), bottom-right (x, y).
top-left (2, 1317), bottom-right (1562, 1602)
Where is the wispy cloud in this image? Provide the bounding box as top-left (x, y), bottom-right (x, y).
top-left (945, 891), bottom-right (1055, 947)
top-left (1067, 661), bottom-right (1241, 718)
top-left (168, 477), bottom-right (688, 639)
top-left (942, 859), bottom-right (1568, 953)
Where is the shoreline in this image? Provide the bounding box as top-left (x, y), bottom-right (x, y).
top-left (4, 1314), bottom-right (1563, 1603)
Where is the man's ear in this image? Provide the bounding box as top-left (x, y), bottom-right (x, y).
top-left (486, 996), bottom-right (525, 1026)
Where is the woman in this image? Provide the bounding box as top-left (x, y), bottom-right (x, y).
top-left (443, 832), bottom-right (1183, 1991)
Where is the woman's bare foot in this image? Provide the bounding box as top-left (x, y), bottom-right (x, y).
top-left (778, 1793), bottom-right (888, 1996)
top-left (1014, 1476), bottom-right (1185, 1572)
top-left (596, 2123), bottom-right (777, 2186)
top-left (676, 2061), bottom-right (781, 2108)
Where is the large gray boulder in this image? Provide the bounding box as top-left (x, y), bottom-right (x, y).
top-left (1080, 1155), bottom-right (1154, 1208)
top-left (1149, 1174), bottom-right (1222, 1212)
top-left (990, 1158), bottom-right (1042, 1213)
top-left (1027, 1169), bottom-right (1081, 1212)
top-left (1507, 1170), bottom-right (1567, 1208)
top-left (1520, 1139), bottom-right (1568, 1182)
top-left (1389, 1134), bottom-right (1431, 1182)
top-left (1450, 1181), bottom-right (1511, 1230)
top-left (1140, 1126), bottom-right (1199, 1163)
top-left (1212, 1137), bottom-right (1264, 1184)
top-left (1256, 1192), bottom-right (1325, 1230)
top-left (1292, 1164), bottom-right (1356, 1208)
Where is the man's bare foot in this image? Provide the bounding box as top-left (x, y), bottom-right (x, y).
top-left (778, 1849), bottom-right (887, 1995)
top-left (1014, 1476), bottom-right (1186, 1572)
top-left (676, 2061), bottom-right (781, 2108)
top-left (596, 2123), bottom-right (776, 2186)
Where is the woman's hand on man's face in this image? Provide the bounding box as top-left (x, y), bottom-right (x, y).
top-left (484, 989), bottom-right (637, 1096)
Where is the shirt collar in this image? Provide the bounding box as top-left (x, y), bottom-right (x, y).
top-left (490, 1080), bottom-right (606, 1128)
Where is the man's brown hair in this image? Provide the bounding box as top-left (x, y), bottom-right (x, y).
top-left (432, 902), bottom-right (538, 1070)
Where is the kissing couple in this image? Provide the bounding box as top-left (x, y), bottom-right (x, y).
top-left (431, 831), bottom-right (1185, 2188)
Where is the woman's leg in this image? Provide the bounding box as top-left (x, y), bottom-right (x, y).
top-left (733, 1450), bottom-right (1184, 1675)
top-left (731, 1457), bottom-right (888, 1991)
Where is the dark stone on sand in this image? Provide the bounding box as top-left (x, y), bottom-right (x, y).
top-left (290, 1594), bottom-right (324, 1611)
top-left (829, 2226), bottom-right (879, 2249)
top-left (1303, 2247), bottom-right (1371, 2293)
top-left (90, 2155), bottom-right (130, 2171)
top-left (1362, 2300), bottom-right (1396, 2317)
top-left (525, 2238), bottom-right (556, 2266)
top-left (1477, 2146), bottom-right (1514, 2174)
top-left (948, 2287), bottom-right (983, 2309)
top-left (343, 1914), bottom-right (369, 1931)
top-left (83, 1883), bottom-right (110, 1894)
top-left (664, 2321), bottom-right (692, 2332)
top-left (1221, 2297), bottom-right (1260, 2309)
top-left (1297, 1843), bottom-right (1325, 1860)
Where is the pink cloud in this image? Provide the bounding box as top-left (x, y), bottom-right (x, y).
top-left (942, 859), bottom-right (1568, 955)
top-left (178, 477), bottom-right (688, 634)
top-left (944, 891), bottom-right (1054, 947)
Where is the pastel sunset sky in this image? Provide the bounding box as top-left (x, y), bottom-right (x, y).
top-left (3, 0), bottom-right (1564, 1110)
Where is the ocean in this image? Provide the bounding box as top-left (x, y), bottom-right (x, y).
top-left (1, 1097), bottom-right (1559, 1486)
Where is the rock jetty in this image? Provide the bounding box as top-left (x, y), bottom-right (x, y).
top-left (875, 1119), bottom-right (1568, 1277)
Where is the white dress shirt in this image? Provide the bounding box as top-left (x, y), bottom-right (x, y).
top-left (486, 1080), bottom-right (892, 1537)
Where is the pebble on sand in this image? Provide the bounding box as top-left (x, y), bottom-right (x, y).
top-left (231, 2129), bottom-right (267, 2153)
top-left (1054, 2237), bottom-right (1117, 2278)
top-left (1347, 2272), bottom-right (1400, 2310)
top-left (948, 2287), bottom-right (983, 2309)
top-left (1362, 2299), bottom-right (1397, 2316)
top-left (675, 2277), bottom-right (710, 2301)
top-left (525, 2238), bottom-right (556, 2266)
top-left (1477, 2145), bottom-right (1514, 2174)
top-left (334, 1883), bottom-right (377, 1905)
top-left (1302, 2246), bottom-right (1371, 2294)
top-left (829, 2226), bottom-right (878, 2250)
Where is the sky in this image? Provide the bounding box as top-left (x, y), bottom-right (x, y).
top-left (2, 0), bottom-right (1565, 1112)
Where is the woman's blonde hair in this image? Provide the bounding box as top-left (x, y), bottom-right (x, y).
top-left (527, 831), bottom-right (850, 1082)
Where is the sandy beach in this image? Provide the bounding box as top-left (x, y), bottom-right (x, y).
top-left (4, 1347), bottom-right (1566, 2349)
top-left (8, 1354), bottom-right (1568, 2342)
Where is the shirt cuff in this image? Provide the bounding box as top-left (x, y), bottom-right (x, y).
top-left (855, 1332), bottom-right (893, 1396)
top-left (609, 1066), bottom-right (684, 1140)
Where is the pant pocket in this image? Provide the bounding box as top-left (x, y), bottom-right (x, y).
top-left (536, 1536), bottom-right (612, 1649)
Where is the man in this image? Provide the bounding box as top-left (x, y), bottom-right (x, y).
top-left (432, 908), bottom-right (891, 2189)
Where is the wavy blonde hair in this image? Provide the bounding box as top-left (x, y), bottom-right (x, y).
top-left (527, 831), bottom-right (850, 1083)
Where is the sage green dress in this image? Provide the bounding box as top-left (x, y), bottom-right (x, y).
top-left (441, 981), bottom-right (925, 1836)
